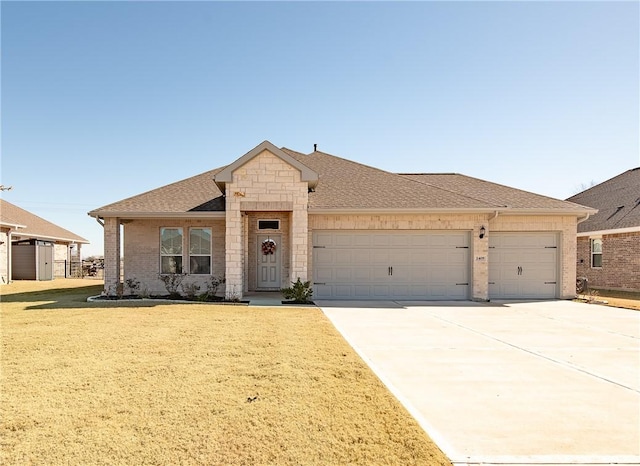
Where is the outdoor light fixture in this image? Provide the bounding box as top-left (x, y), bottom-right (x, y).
top-left (479, 226), bottom-right (486, 239)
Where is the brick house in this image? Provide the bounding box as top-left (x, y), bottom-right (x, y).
top-left (567, 167), bottom-right (640, 292)
top-left (0, 199), bottom-right (89, 283)
top-left (89, 140), bottom-right (595, 301)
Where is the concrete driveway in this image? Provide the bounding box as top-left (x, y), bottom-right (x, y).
top-left (319, 300), bottom-right (640, 466)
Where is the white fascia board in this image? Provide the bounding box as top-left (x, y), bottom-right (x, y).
top-left (11, 232), bottom-right (89, 244)
top-left (0, 221), bottom-right (27, 229)
top-left (90, 212), bottom-right (227, 220)
top-left (577, 226), bottom-right (640, 237)
top-left (308, 207), bottom-right (594, 216)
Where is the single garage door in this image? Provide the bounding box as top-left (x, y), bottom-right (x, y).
top-left (313, 231), bottom-right (470, 300)
top-left (489, 232), bottom-right (558, 299)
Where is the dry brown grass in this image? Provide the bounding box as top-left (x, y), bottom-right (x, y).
top-left (1, 279), bottom-right (451, 465)
top-left (589, 289), bottom-right (640, 311)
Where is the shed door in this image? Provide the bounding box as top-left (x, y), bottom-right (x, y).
top-left (489, 232), bottom-right (558, 299)
top-left (38, 245), bottom-right (54, 281)
top-left (313, 231), bottom-right (470, 300)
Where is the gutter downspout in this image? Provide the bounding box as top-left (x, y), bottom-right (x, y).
top-left (488, 211), bottom-right (499, 221)
top-left (95, 217), bottom-right (105, 227)
top-left (577, 214), bottom-right (590, 224)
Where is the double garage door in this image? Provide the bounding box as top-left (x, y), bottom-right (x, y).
top-left (313, 231), bottom-right (470, 300)
top-left (312, 230), bottom-right (559, 300)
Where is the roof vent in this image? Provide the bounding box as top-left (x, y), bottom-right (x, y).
top-left (313, 144), bottom-right (317, 152)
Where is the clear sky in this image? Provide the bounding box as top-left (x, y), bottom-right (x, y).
top-left (2, 1), bottom-right (638, 258)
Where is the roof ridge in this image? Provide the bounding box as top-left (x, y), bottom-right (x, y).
top-left (399, 173), bottom-right (507, 208)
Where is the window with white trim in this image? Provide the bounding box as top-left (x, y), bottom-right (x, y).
top-left (189, 228), bottom-right (212, 274)
top-left (591, 238), bottom-right (602, 268)
top-left (160, 227), bottom-right (183, 274)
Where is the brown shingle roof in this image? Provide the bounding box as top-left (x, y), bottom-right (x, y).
top-left (0, 199), bottom-right (89, 243)
top-left (567, 167), bottom-right (640, 232)
top-left (89, 167), bottom-right (226, 216)
top-left (283, 149), bottom-right (495, 210)
top-left (402, 173), bottom-right (589, 211)
top-left (89, 142), bottom-right (595, 216)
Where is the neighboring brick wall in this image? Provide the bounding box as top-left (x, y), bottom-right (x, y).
top-left (124, 218), bottom-right (225, 296)
top-left (0, 228), bottom-right (8, 285)
top-left (576, 232), bottom-right (640, 292)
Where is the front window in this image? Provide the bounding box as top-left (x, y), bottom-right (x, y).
top-left (160, 228), bottom-right (183, 273)
top-left (591, 238), bottom-right (602, 268)
top-left (189, 228), bottom-right (211, 274)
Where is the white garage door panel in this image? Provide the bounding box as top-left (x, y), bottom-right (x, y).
top-left (313, 231), bottom-right (470, 300)
top-left (489, 233), bottom-right (558, 300)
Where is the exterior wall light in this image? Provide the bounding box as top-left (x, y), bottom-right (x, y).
top-left (479, 226), bottom-right (486, 239)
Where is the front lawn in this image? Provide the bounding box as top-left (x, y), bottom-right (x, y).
top-left (0, 280), bottom-right (451, 465)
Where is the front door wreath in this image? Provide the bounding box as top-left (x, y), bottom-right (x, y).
top-left (261, 238), bottom-right (277, 255)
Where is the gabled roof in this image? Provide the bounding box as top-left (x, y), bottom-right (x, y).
top-left (0, 199), bottom-right (89, 243)
top-left (89, 141), bottom-right (595, 217)
top-left (214, 141), bottom-right (318, 191)
top-left (567, 167), bottom-right (640, 233)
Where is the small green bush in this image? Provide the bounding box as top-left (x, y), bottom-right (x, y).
top-left (281, 278), bottom-right (313, 304)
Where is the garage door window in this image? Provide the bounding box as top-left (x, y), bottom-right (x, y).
top-left (591, 238), bottom-right (602, 268)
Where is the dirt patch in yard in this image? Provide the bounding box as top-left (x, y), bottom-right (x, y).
top-left (576, 289), bottom-right (640, 311)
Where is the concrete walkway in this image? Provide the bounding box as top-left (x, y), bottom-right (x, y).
top-left (320, 300), bottom-right (640, 466)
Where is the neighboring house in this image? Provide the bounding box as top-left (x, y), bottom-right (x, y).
top-left (567, 167), bottom-right (640, 292)
top-left (0, 199), bottom-right (89, 283)
top-left (89, 140), bottom-right (595, 301)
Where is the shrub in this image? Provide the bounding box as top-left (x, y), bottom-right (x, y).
top-left (181, 281), bottom-right (201, 300)
top-left (205, 276), bottom-right (225, 299)
top-left (158, 273), bottom-right (186, 299)
top-left (281, 278), bottom-right (313, 304)
top-left (125, 277), bottom-right (141, 296)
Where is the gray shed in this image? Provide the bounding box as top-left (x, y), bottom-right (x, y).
top-left (12, 239), bottom-right (54, 281)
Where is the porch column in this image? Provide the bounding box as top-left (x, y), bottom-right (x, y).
top-left (225, 207), bottom-right (244, 300)
top-left (472, 222), bottom-right (489, 301)
top-left (103, 217), bottom-right (121, 296)
top-left (290, 205), bottom-right (308, 282)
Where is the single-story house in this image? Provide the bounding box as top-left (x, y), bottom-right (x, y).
top-left (89, 140), bottom-right (595, 301)
top-left (0, 199), bottom-right (89, 283)
top-left (567, 167), bottom-right (640, 292)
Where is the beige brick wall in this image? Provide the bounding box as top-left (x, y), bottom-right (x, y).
top-left (123, 218), bottom-right (225, 296)
top-left (103, 217), bottom-right (121, 295)
top-left (224, 150), bottom-right (308, 298)
top-left (0, 228), bottom-right (8, 285)
top-left (308, 213), bottom-right (578, 300)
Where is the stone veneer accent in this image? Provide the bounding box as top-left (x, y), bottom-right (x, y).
top-left (224, 150), bottom-right (309, 299)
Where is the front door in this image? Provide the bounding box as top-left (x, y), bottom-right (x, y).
top-left (257, 234), bottom-right (281, 289)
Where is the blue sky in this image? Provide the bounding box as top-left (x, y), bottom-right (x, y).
top-left (2, 1), bottom-right (638, 258)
